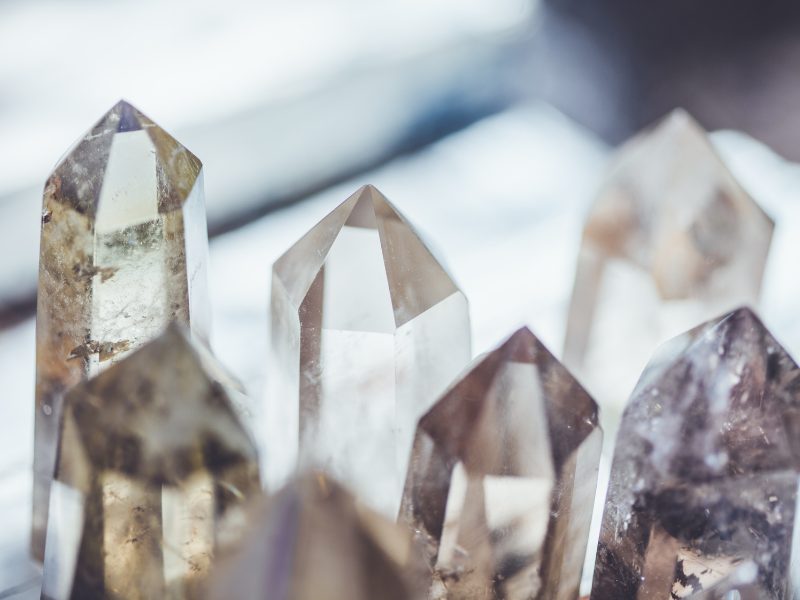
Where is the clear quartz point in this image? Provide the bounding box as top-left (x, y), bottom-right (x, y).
top-left (270, 184), bottom-right (471, 516)
top-left (401, 327), bottom-right (602, 599)
top-left (41, 325), bottom-right (260, 600)
top-left (208, 472), bottom-right (426, 600)
top-left (563, 109), bottom-right (774, 436)
top-left (34, 100), bottom-right (210, 560)
top-left (591, 307), bottom-right (800, 600)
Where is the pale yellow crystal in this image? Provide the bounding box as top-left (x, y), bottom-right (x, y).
top-left (33, 100), bottom-right (210, 559)
top-left (41, 325), bottom-right (260, 600)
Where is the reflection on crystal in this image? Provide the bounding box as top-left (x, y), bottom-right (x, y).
top-left (41, 325), bottom-right (260, 600)
top-left (401, 327), bottom-right (602, 599)
top-left (270, 185), bottom-right (471, 515)
top-left (591, 308), bottom-right (800, 599)
top-left (208, 472), bottom-right (425, 600)
top-left (563, 109), bottom-right (774, 431)
top-left (34, 100), bottom-right (210, 559)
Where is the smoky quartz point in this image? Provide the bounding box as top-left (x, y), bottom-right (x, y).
top-left (401, 327), bottom-right (602, 599)
top-left (41, 324), bottom-right (260, 600)
top-left (209, 472), bottom-right (425, 600)
top-left (270, 184), bottom-right (471, 516)
top-left (34, 100), bottom-right (210, 559)
top-left (563, 109), bottom-right (774, 427)
top-left (591, 307), bottom-right (800, 599)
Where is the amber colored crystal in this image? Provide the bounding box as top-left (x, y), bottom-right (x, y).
top-left (270, 185), bottom-right (471, 515)
top-left (401, 327), bottom-right (602, 599)
top-left (591, 308), bottom-right (800, 599)
top-left (33, 100), bottom-right (210, 559)
top-left (41, 325), bottom-right (259, 600)
top-left (209, 472), bottom-right (425, 600)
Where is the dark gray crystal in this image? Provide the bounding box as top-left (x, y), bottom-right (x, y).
top-left (591, 307), bottom-right (800, 599)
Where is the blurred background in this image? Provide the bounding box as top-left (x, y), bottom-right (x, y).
top-left (2, 0), bottom-right (800, 596)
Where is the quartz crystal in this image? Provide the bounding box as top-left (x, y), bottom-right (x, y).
top-left (41, 324), bottom-right (260, 600)
top-left (208, 472), bottom-right (425, 600)
top-left (34, 100), bottom-right (210, 559)
top-left (401, 327), bottom-right (602, 599)
top-left (270, 184), bottom-right (471, 515)
top-left (591, 307), bottom-right (800, 599)
top-left (563, 109), bottom-right (774, 432)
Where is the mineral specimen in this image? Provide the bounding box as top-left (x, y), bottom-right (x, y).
top-left (401, 327), bottom-right (602, 599)
top-left (563, 109), bottom-right (774, 429)
top-left (34, 100), bottom-right (210, 559)
top-left (591, 307), bottom-right (800, 599)
top-left (270, 184), bottom-right (471, 515)
top-left (41, 324), bottom-right (259, 600)
top-left (208, 472), bottom-right (425, 600)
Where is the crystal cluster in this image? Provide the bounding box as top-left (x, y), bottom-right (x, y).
top-left (271, 184), bottom-right (471, 515)
top-left (42, 325), bottom-right (260, 600)
top-left (34, 100), bottom-right (210, 559)
top-left (401, 327), bottom-right (602, 599)
top-left (209, 472), bottom-right (425, 600)
top-left (592, 308), bottom-right (800, 599)
top-left (564, 109), bottom-right (774, 421)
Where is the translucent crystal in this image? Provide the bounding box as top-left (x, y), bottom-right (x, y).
top-left (34, 100), bottom-right (210, 559)
top-left (270, 185), bottom-right (471, 515)
top-left (208, 472), bottom-right (425, 600)
top-left (41, 325), bottom-right (260, 600)
top-left (401, 327), bottom-right (602, 599)
top-left (563, 109), bottom-right (774, 431)
top-left (591, 308), bottom-right (800, 599)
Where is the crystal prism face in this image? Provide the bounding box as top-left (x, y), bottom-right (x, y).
top-left (401, 328), bottom-right (602, 599)
top-left (208, 472), bottom-right (425, 600)
top-left (563, 109), bottom-right (774, 423)
top-left (34, 100), bottom-right (211, 559)
top-left (41, 325), bottom-right (260, 600)
top-left (591, 308), bottom-right (800, 600)
top-left (270, 185), bottom-right (471, 515)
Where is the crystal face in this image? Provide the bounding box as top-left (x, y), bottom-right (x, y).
top-left (41, 325), bottom-right (260, 600)
top-left (401, 327), bottom-right (602, 599)
top-left (34, 100), bottom-right (210, 559)
top-left (270, 184), bottom-right (471, 515)
top-left (208, 472), bottom-right (425, 600)
top-left (591, 308), bottom-right (800, 599)
top-left (563, 109), bottom-right (774, 430)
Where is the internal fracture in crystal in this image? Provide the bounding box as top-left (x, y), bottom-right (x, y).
top-left (591, 308), bottom-right (800, 599)
top-left (270, 184), bottom-right (471, 515)
top-left (209, 472), bottom-right (424, 600)
top-left (41, 325), bottom-right (260, 600)
top-left (401, 327), bottom-right (602, 599)
top-left (563, 109), bottom-right (774, 423)
top-left (33, 100), bottom-right (210, 559)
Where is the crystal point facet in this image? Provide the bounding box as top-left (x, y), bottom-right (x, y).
top-left (41, 325), bottom-right (260, 600)
top-left (564, 109), bottom-right (774, 425)
top-left (270, 185), bottom-right (471, 515)
top-left (401, 327), bottom-right (602, 599)
top-left (34, 101), bottom-right (210, 559)
top-left (209, 472), bottom-right (425, 600)
top-left (591, 307), bottom-right (800, 599)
